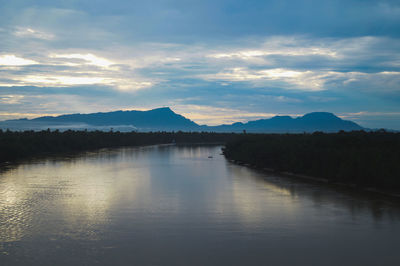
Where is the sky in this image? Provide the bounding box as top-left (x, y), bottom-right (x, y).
top-left (0, 0), bottom-right (399, 129)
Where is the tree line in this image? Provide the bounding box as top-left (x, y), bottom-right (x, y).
top-left (0, 129), bottom-right (235, 163)
top-left (223, 131), bottom-right (400, 191)
top-left (2, 129), bottom-right (399, 192)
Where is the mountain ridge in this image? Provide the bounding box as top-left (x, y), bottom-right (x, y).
top-left (0, 107), bottom-right (364, 132)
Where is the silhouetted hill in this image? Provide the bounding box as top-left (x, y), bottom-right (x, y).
top-left (208, 112), bottom-right (363, 132)
top-left (31, 107), bottom-right (198, 131)
top-left (0, 108), bottom-right (364, 132)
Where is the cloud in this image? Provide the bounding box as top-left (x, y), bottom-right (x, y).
top-left (1, 33), bottom-right (398, 93)
top-left (0, 112), bottom-right (59, 121)
top-left (0, 95), bottom-right (25, 104)
top-left (50, 53), bottom-right (114, 68)
top-left (208, 37), bottom-right (338, 60)
top-left (0, 52), bottom-right (154, 90)
top-left (0, 74), bottom-right (154, 90)
top-left (172, 104), bottom-right (301, 125)
top-left (0, 35), bottom-right (399, 95)
top-left (13, 27), bottom-right (54, 40)
top-left (199, 36), bottom-right (400, 93)
top-left (324, 71), bottom-right (400, 94)
top-left (0, 55), bottom-right (38, 66)
top-left (341, 111), bottom-right (400, 118)
top-left (202, 68), bottom-right (325, 91)
top-left (19, 75), bottom-right (110, 86)
top-left (339, 111), bottom-right (400, 129)
top-left (0, 1), bottom-right (399, 129)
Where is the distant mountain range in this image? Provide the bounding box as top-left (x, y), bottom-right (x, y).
top-left (0, 107), bottom-right (364, 132)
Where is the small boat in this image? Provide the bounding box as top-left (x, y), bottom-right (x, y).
top-left (208, 156), bottom-right (213, 158)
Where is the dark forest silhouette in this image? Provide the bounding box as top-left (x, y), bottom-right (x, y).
top-left (223, 131), bottom-right (400, 192)
top-left (0, 130), bottom-right (233, 163)
top-left (1, 129), bottom-right (399, 193)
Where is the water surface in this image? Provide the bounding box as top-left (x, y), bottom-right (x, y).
top-left (1, 145), bottom-right (400, 265)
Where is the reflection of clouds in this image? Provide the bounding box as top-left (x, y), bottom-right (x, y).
top-left (0, 150), bottom-right (152, 242)
top-left (1, 145), bottom-right (400, 244)
top-left (227, 164), bottom-right (400, 224)
top-left (48, 154), bottom-right (153, 240)
top-left (226, 165), bottom-right (300, 227)
top-left (0, 175), bottom-right (34, 242)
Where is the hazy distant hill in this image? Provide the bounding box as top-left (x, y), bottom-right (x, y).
top-left (0, 107), bottom-right (364, 132)
top-left (32, 107), bottom-right (199, 131)
top-left (208, 112), bottom-right (363, 132)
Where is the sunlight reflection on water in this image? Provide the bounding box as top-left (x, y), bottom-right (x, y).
top-left (0, 145), bottom-right (400, 265)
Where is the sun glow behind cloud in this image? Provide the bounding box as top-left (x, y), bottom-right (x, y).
top-left (21, 75), bottom-right (110, 86)
top-left (209, 47), bottom-right (337, 60)
top-left (1, 35), bottom-right (399, 93)
top-left (0, 52), bottom-right (154, 90)
top-left (50, 53), bottom-right (114, 68)
top-left (202, 67), bottom-right (324, 91)
top-left (0, 74), bottom-right (154, 90)
top-left (173, 105), bottom-right (300, 125)
top-left (0, 55), bottom-right (38, 66)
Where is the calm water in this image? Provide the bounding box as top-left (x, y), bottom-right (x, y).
top-left (1, 145), bottom-right (400, 266)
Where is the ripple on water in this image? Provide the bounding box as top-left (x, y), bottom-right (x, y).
top-left (0, 145), bottom-right (400, 266)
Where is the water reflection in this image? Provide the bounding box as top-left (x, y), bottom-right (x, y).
top-left (0, 148), bottom-right (155, 243)
top-left (230, 165), bottom-right (400, 223)
top-left (1, 145), bottom-right (400, 266)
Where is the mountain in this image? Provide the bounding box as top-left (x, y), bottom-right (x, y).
top-left (0, 107), bottom-right (199, 132)
top-left (32, 107), bottom-right (198, 131)
top-left (0, 108), bottom-right (364, 132)
top-left (208, 112), bottom-right (363, 133)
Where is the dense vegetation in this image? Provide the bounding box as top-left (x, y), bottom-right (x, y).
top-left (2, 129), bottom-right (399, 192)
top-left (223, 131), bottom-right (400, 191)
top-left (0, 129), bottom-right (234, 163)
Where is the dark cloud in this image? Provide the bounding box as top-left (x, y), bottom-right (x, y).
top-left (2, 0), bottom-right (400, 44)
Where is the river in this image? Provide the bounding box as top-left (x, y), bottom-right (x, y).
top-left (1, 145), bottom-right (400, 265)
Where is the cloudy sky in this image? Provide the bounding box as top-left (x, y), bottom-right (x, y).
top-left (0, 0), bottom-right (399, 129)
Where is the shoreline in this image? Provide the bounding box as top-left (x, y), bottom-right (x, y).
top-left (0, 130), bottom-right (234, 165)
top-left (0, 142), bottom-right (225, 170)
top-left (226, 158), bottom-right (400, 200)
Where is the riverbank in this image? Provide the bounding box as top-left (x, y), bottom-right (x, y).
top-left (226, 158), bottom-right (400, 199)
top-left (2, 145), bottom-right (399, 266)
top-left (0, 130), bottom-right (235, 164)
top-left (223, 131), bottom-right (400, 197)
